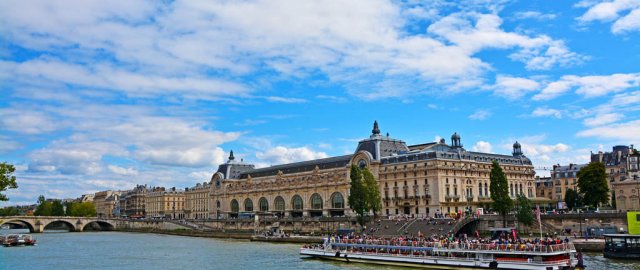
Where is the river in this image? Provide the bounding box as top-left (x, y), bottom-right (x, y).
top-left (1, 229), bottom-right (638, 270)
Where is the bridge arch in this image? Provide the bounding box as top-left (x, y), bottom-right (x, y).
top-left (82, 220), bottom-right (116, 231)
top-left (0, 219), bottom-right (36, 233)
top-left (42, 219), bottom-right (77, 232)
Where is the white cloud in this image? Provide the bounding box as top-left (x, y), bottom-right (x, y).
top-left (107, 165), bottom-right (139, 176)
top-left (491, 75), bottom-right (540, 99)
top-left (264, 96), bottom-right (308, 103)
top-left (0, 136), bottom-right (21, 153)
top-left (255, 146), bottom-right (328, 166)
top-left (577, 120), bottom-right (640, 141)
top-left (583, 113), bottom-right (623, 126)
top-left (0, 1), bottom-right (584, 101)
top-left (513, 11), bottom-right (558, 21)
top-left (28, 141), bottom-right (125, 175)
top-left (472, 141), bottom-right (493, 153)
top-left (577, 0), bottom-right (640, 34)
top-left (469, 109), bottom-right (492, 120)
top-left (427, 12), bottom-right (585, 71)
top-left (531, 107), bottom-right (563, 119)
top-left (533, 73), bottom-right (640, 100)
top-left (0, 108), bottom-right (59, 135)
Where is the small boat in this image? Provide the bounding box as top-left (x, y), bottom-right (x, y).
top-left (2, 234), bottom-right (37, 247)
top-left (301, 238), bottom-right (584, 269)
top-left (603, 234), bottom-right (640, 260)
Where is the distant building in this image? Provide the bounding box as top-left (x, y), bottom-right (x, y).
top-left (94, 190), bottom-right (122, 218)
top-left (145, 187), bottom-right (185, 219)
top-left (185, 182), bottom-right (211, 220)
top-left (535, 176), bottom-right (554, 204)
top-left (593, 145), bottom-right (640, 211)
top-left (209, 121), bottom-right (538, 219)
top-left (79, 193), bottom-right (95, 202)
top-left (551, 163), bottom-right (587, 203)
top-left (119, 185), bottom-right (149, 218)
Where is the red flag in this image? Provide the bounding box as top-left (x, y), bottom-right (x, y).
top-left (512, 229), bottom-right (518, 240)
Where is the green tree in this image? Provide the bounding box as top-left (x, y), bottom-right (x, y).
top-left (0, 162), bottom-right (18, 201)
top-left (67, 202), bottom-right (97, 217)
top-left (34, 195), bottom-right (53, 216)
top-left (611, 190), bottom-right (617, 209)
top-left (0, 206), bottom-right (21, 216)
top-left (490, 161), bottom-right (512, 227)
top-left (515, 194), bottom-right (534, 227)
top-left (348, 165), bottom-right (367, 226)
top-left (51, 200), bottom-right (65, 216)
top-left (65, 201), bottom-right (75, 216)
top-left (362, 167), bottom-right (381, 218)
top-left (577, 162), bottom-right (609, 208)
top-left (564, 188), bottom-right (580, 209)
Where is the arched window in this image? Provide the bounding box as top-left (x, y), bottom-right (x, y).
top-left (244, 198), bottom-right (253, 212)
top-left (484, 183), bottom-right (488, 196)
top-left (292, 195), bottom-right (303, 210)
top-left (330, 192), bottom-right (344, 209)
top-left (259, 197), bottom-right (268, 212)
top-left (478, 183), bottom-right (483, 196)
top-left (216, 200), bottom-right (220, 208)
top-left (230, 199), bottom-right (239, 213)
top-left (274, 196), bottom-right (285, 211)
top-left (311, 193), bottom-right (323, 210)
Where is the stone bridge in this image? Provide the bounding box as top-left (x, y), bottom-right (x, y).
top-left (0, 216), bottom-right (118, 233)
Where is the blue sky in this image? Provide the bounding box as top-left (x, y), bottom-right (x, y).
top-left (1, 0), bottom-right (639, 206)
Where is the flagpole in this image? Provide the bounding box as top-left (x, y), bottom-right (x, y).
top-left (536, 205), bottom-right (542, 238)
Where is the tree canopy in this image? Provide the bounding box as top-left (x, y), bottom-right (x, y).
top-left (577, 162), bottom-right (609, 208)
top-left (515, 194), bottom-right (534, 227)
top-left (0, 206), bottom-right (21, 216)
top-left (66, 201), bottom-right (97, 217)
top-left (490, 161), bottom-right (512, 227)
top-left (564, 188), bottom-right (583, 210)
top-left (348, 164), bottom-right (381, 226)
top-left (0, 162), bottom-right (18, 201)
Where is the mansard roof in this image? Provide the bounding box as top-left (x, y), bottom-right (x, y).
top-left (238, 154), bottom-right (353, 179)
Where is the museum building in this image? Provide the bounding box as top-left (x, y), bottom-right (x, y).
top-left (209, 121), bottom-right (537, 219)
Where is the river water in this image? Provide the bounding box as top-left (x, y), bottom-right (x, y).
top-left (1, 229), bottom-right (638, 270)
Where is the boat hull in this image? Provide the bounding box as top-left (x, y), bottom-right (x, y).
top-left (300, 249), bottom-right (576, 270)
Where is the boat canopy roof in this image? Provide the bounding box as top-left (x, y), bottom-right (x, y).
top-left (604, 234), bottom-right (640, 238)
top-left (332, 243), bottom-right (434, 251)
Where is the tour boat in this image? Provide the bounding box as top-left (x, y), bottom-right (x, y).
top-left (603, 234), bottom-right (640, 260)
top-left (300, 238), bottom-right (584, 270)
top-left (1, 234), bottom-right (37, 247)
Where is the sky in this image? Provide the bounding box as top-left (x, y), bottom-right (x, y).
top-left (1, 0), bottom-right (639, 206)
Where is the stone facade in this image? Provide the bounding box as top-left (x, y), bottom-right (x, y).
top-left (185, 182), bottom-right (211, 219)
top-left (535, 176), bottom-right (554, 203)
top-left (119, 185), bottom-right (149, 218)
top-left (209, 122), bottom-right (537, 219)
top-left (145, 187), bottom-right (185, 219)
top-left (94, 190), bottom-right (121, 218)
top-left (550, 163), bottom-right (587, 203)
top-left (593, 145), bottom-right (640, 211)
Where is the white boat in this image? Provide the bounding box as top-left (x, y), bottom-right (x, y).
top-left (300, 238), bottom-right (584, 270)
top-left (2, 234), bottom-right (37, 247)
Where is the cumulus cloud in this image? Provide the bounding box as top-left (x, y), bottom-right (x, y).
top-left (0, 0), bottom-right (584, 101)
top-left (107, 165), bottom-right (139, 176)
top-left (533, 73), bottom-right (640, 100)
top-left (577, 0), bottom-right (640, 34)
top-left (0, 109), bottom-right (60, 135)
top-left (513, 11), bottom-right (558, 20)
top-left (472, 141), bottom-right (493, 153)
top-left (583, 113), bottom-right (623, 126)
top-left (577, 120), bottom-right (640, 141)
top-left (491, 75), bottom-right (540, 99)
top-left (255, 146), bottom-right (328, 166)
top-left (469, 109), bottom-right (492, 120)
top-left (531, 107), bottom-right (563, 118)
